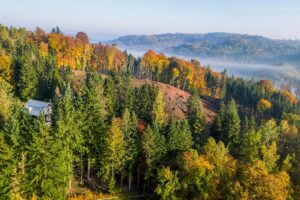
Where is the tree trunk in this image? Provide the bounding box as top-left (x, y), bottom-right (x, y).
top-left (80, 152), bottom-right (83, 185)
top-left (137, 168), bottom-right (140, 190)
top-left (129, 171), bottom-right (132, 191)
top-left (68, 178), bottom-right (72, 191)
top-left (183, 78), bottom-right (187, 91)
top-left (87, 159), bottom-right (91, 181)
top-left (120, 170), bottom-right (124, 191)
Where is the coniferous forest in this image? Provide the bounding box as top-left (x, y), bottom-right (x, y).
top-left (1, 24), bottom-right (300, 200)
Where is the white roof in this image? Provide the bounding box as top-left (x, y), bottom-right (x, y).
top-left (24, 99), bottom-right (50, 117)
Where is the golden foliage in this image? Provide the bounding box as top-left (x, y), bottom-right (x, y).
top-left (0, 53), bottom-right (13, 82)
top-left (68, 192), bottom-right (114, 200)
top-left (280, 90), bottom-right (298, 104)
top-left (257, 98), bottom-right (272, 111)
top-left (240, 160), bottom-right (292, 200)
top-left (257, 80), bottom-right (275, 93)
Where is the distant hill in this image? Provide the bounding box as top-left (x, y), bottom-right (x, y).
top-left (109, 33), bottom-right (300, 63)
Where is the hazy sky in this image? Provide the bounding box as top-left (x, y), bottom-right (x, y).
top-left (1, 0), bottom-right (300, 40)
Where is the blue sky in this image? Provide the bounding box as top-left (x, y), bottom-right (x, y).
top-left (1, 0), bottom-right (300, 40)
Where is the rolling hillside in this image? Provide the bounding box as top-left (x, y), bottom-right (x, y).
top-left (71, 70), bottom-right (217, 123)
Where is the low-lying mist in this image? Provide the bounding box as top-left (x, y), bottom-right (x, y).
top-left (122, 48), bottom-right (300, 91)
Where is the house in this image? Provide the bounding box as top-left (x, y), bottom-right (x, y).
top-left (24, 99), bottom-right (52, 123)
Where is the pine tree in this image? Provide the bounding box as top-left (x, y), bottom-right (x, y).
top-left (117, 78), bottom-right (134, 114)
top-left (152, 89), bottom-right (167, 128)
top-left (14, 44), bottom-right (38, 101)
top-left (52, 85), bottom-right (83, 191)
top-left (37, 56), bottom-right (56, 100)
top-left (134, 84), bottom-right (156, 122)
top-left (211, 102), bottom-right (225, 141)
top-left (0, 134), bottom-right (14, 199)
top-left (187, 94), bottom-right (207, 148)
top-left (121, 108), bottom-right (139, 190)
top-left (239, 116), bottom-right (261, 162)
top-left (82, 72), bottom-right (107, 180)
top-left (100, 117), bottom-right (125, 194)
top-left (142, 125), bottom-right (167, 182)
top-left (222, 99), bottom-right (241, 155)
top-left (262, 141), bottom-right (279, 172)
top-left (25, 116), bottom-right (69, 199)
top-left (167, 119), bottom-right (193, 153)
top-left (1, 107), bottom-right (32, 199)
top-left (105, 75), bottom-right (117, 120)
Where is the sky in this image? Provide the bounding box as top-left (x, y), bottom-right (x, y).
top-left (1, 0), bottom-right (300, 41)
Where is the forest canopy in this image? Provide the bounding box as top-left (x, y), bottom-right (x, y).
top-left (0, 24), bottom-right (300, 200)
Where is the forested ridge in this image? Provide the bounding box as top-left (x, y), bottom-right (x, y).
top-left (1, 24), bottom-right (300, 200)
top-left (110, 33), bottom-right (300, 63)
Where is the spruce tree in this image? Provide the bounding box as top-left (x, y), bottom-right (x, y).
top-left (167, 119), bottom-right (193, 153)
top-left (25, 116), bottom-right (69, 199)
top-left (152, 89), bottom-right (167, 128)
top-left (105, 75), bottom-right (117, 120)
top-left (121, 108), bottom-right (139, 190)
top-left (211, 102), bottom-right (225, 141)
top-left (222, 99), bottom-right (241, 155)
top-left (142, 125), bottom-right (167, 182)
top-left (239, 117), bottom-right (261, 163)
top-left (14, 44), bottom-right (38, 101)
top-left (52, 85), bottom-right (83, 191)
top-left (0, 134), bottom-right (14, 199)
top-left (82, 72), bottom-right (107, 180)
top-left (100, 117), bottom-right (125, 194)
top-left (187, 94), bottom-right (207, 148)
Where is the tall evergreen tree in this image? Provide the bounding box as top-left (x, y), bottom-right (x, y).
top-left (222, 99), bottom-right (241, 155)
top-left (167, 119), bottom-right (193, 153)
top-left (239, 119), bottom-right (261, 162)
top-left (105, 75), bottom-right (117, 120)
top-left (211, 102), bottom-right (225, 141)
top-left (25, 116), bottom-right (69, 199)
top-left (0, 134), bottom-right (14, 199)
top-left (121, 109), bottom-right (139, 190)
top-left (14, 44), bottom-right (38, 101)
top-left (142, 125), bottom-right (167, 183)
top-left (100, 117), bottom-right (125, 194)
top-left (52, 85), bottom-right (83, 190)
top-left (187, 94), bottom-right (207, 148)
top-left (152, 89), bottom-right (167, 128)
top-left (82, 72), bottom-right (107, 180)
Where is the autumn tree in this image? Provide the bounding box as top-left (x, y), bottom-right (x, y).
top-left (0, 79), bottom-right (15, 124)
top-left (239, 160), bottom-right (292, 200)
top-left (155, 167), bottom-right (181, 200)
top-left (0, 53), bottom-right (13, 82)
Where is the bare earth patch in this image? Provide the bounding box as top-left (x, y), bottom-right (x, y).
top-left (131, 79), bottom-right (217, 124)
